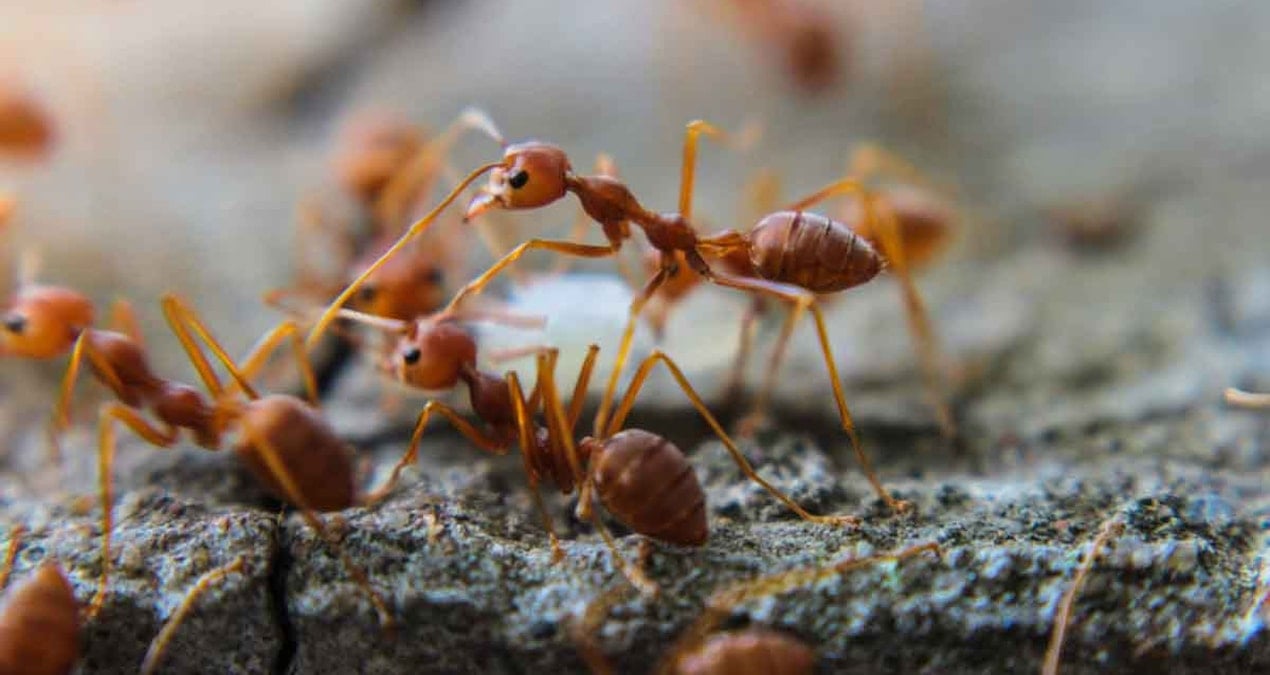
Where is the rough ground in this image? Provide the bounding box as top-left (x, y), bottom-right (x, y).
top-left (3, 0), bottom-right (1270, 673)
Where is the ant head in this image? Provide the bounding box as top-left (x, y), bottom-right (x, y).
top-left (0, 286), bottom-right (94, 359)
top-left (465, 142), bottom-right (571, 220)
top-left (390, 320), bottom-right (477, 390)
top-left (348, 243), bottom-right (448, 321)
top-left (332, 109), bottom-right (423, 204)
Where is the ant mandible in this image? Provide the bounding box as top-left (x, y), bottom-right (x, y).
top-left (571, 540), bottom-right (941, 675)
top-left (308, 118), bottom-right (932, 514)
top-left (0, 525), bottom-right (249, 675)
top-left (51, 294), bottom-right (395, 630)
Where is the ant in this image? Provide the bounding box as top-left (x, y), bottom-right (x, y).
top-left (340, 306), bottom-right (864, 593)
top-left (0, 525), bottom-right (247, 675)
top-left (693, 0), bottom-right (847, 94)
top-left (1225, 388), bottom-right (1270, 410)
top-left (309, 118), bottom-right (939, 514)
top-left (571, 540), bottom-right (942, 674)
top-left (51, 294), bottom-right (395, 630)
top-left (0, 254), bottom-right (97, 361)
top-left (0, 81), bottom-right (54, 160)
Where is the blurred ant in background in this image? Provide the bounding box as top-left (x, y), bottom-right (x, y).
top-left (571, 541), bottom-right (941, 674)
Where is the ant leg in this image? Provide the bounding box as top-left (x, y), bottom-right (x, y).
top-left (567, 344), bottom-right (602, 432)
top-left (678, 119), bottom-right (762, 222)
top-left (507, 370), bottom-right (564, 562)
top-left (706, 271), bottom-right (910, 514)
top-left (233, 320), bottom-right (320, 406)
top-left (847, 143), bottom-right (937, 190)
top-left (107, 298), bottom-right (143, 346)
top-left (50, 330), bottom-right (126, 456)
top-left (684, 541), bottom-right (942, 647)
top-left (363, 400), bottom-right (507, 506)
top-left (609, 350), bottom-right (857, 527)
top-left (159, 295), bottom-right (231, 398)
top-left (870, 197), bottom-right (955, 438)
top-left (593, 267), bottom-right (670, 439)
top-left (1, 524), bottom-right (25, 590)
top-left (375, 108), bottom-right (507, 231)
top-left (1043, 517), bottom-right (1125, 675)
top-left (440, 238), bottom-right (618, 316)
top-left (239, 421), bottom-right (396, 633)
top-left (722, 297), bottom-right (764, 406)
top-left (1226, 388), bottom-right (1270, 409)
top-left (88, 403), bottom-right (179, 618)
top-left (139, 556), bottom-right (247, 675)
top-left (536, 354), bottom-right (658, 595)
top-left (782, 176), bottom-right (872, 213)
top-left (741, 167), bottom-right (783, 225)
top-left (568, 584), bottom-right (630, 675)
top-left (308, 161), bottom-right (503, 349)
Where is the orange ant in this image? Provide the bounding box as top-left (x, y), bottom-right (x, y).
top-left (347, 299), bottom-right (868, 592)
top-left (0, 81), bottom-right (54, 160)
top-left (309, 119), bottom-right (939, 515)
top-left (572, 541), bottom-right (942, 674)
top-left (51, 294), bottom-right (395, 629)
top-left (1224, 388), bottom-right (1270, 410)
top-left (0, 525), bottom-right (248, 675)
top-left (694, 0), bottom-right (847, 94)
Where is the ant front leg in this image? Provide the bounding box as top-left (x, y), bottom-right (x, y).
top-left (707, 271), bottom-right (911, 515)
top-left (606, 350), bottom-right (857, 528)
top-left (1043, 516), bottom-right (1125, 675)
top-left (440, 238), bottom-right (619, 316)
top-left (364, 400), bottom-right (508, 506)
top-left (90, 403), bottom-right (180, 618)
top-left (139, 556), bottom-right (247, 675)
top-left (1226, 388), bottom-right (1270, 409)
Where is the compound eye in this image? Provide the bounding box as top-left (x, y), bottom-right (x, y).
top-left (424, 268), bottom-right (444, 286)
top-left (2, 313), bottom-right (26, 334)
top-left (402, 347), bottom-right (421, 365)
top-left (508, 170), bottom-right (529, 189)
top-left (358, 285), bottom-right (377, 303)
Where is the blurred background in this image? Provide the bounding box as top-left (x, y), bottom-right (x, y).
top-left (2, 0), bottom-right (1269, 440)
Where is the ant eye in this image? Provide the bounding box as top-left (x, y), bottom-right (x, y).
top-left (2, 313), bottom-right (26, 334)
top-left (358, 285), bottom-right (377, 302)
top-left (424, 268), bottom-right (444, 286)
top-left (508, 170), bottom-right (529, 189)
top-left (402, 347), bottom-right (421, 365)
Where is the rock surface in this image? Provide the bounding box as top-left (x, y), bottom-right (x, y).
top-left (2, 1), bottom-right (1270, 674)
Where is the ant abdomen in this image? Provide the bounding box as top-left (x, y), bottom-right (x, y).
top-left (0, 562), bottom-right (79, 675)
top-left (233, 395), bottom-right (357, 511)
top-left (748, 210), bottom-right (883, 294)
top-left (674, 629), bottom-right (815, 675)
top-left (584, 429), bottom-right (707, 547)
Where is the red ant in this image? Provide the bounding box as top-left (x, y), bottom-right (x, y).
top-left (693, 0), bottom-right (847, 94)
top-left (50, 294), bottom-right (395, 629)
top-left (571, 541), bottom-right (941, 674)
top-left (309, 119), bottom-right (941, 515)
top-left (0, 525), bottom-right (248, 675)
top-left (1225, 388), bottom-right (1270, 410)
top-left (344, 302), bottom-right (866, 593)
top-left (0, 81), bottom-right (54, 160)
